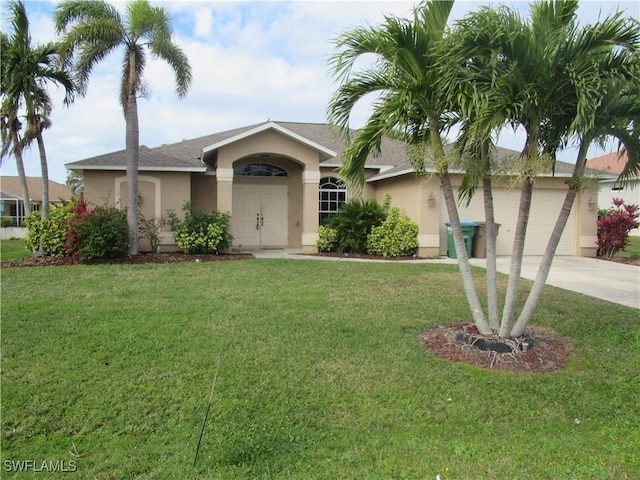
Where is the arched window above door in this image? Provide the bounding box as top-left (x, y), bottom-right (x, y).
top-left (233, 163), bottom-right (289, 177)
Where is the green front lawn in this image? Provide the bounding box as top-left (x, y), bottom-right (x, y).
top-left (616, 235), bottom-right (640, 259)
top-left (0, 238), bottom-right (29, 262)
top-left (2, 260), bottom-right (638, 479)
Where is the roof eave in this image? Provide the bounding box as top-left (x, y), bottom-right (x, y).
top-left (64, 164), bottom-right (207, 173)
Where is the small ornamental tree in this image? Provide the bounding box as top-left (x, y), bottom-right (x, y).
top-left (597, 198), bottom-right (639, 258)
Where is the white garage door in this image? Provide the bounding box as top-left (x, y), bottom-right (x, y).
top-left (439, 186), bottom-right (576, 256)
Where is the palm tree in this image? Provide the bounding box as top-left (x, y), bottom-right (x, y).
top-left (66, 170), bottom-right (84, 199)
top-left (0, 110), bottom-right (30, 222)
top-left (328, 0), bottom-right (494, 336)
top-left (330, 0), bottom-right (639, 341)
top-left (442, 1), bottom-right (639, 337)
top-left (1, 17), bottom-right (30, 220)
top-left (514, 83), bottom-right (640, 335)
top-left (1, 0), bottom-right (75, 244)
top-left (54, 0), bottom-right (192, 255)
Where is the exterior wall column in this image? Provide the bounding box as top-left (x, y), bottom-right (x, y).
top-left (216, 167), bottom-right (234, 214)
top-left (577, 191), bottom-right (598, 257)
top-left (417, 179), bottom-right (442, 257)
top-left (302, 170), bottom-right (320, 253)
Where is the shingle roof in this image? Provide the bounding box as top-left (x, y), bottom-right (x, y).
top-left (67, 145), bottom-right (205, 171)
top-left (64, 120), bottom-right (586, 180)
top-left (0, 176), bottom-right (72, 202)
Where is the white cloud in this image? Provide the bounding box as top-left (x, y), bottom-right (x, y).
top-left (193, 7), bottom-right (213, 38)
top-left (1, 0), bottom-right (635, 183)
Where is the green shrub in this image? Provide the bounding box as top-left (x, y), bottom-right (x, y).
top-left (1, 217), bottom-right (17, 227)
top-left (67, 203), bottom-right (129, 260)
top-left (367, 207), bottom-right (419, 257)
top-left (25, 202), bottom-right (77, 257)
top-left (167, 202), bottom-right (232, 254)
top-left (326, 199), bottom-right (386, 253)
top-left (317, 225), bottom-right (338, 252)
top-left (24, 211), bottom-right (42, 253)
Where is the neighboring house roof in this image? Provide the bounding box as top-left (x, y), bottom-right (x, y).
top-left (65, 120), bottom-right (588, 181)
top-left (586, 151), bottom-right (629, 175)
top-left (0, 176), bottom-right (73, 202)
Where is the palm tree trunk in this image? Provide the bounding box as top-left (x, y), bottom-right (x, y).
top-left (36, 133), bottom-right (49, 220)
top-left (512, 141), bottom-right (590, 336)
top-left (125, 91), bottom-right (139, 255)
top-left (36, 128), bottom-right (49, 257)
top-left (431, 126), bottom-right (491, 334)
top-left (483, 176), bottom-right (500, 330)
top-left (499, 178), bottom-right (533, 337)
top-left (125, 50), bottom-right (139, 256)
top-left (10, 127), bottom-right (31, 223)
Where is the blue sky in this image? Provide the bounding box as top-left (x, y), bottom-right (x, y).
top-left (1, 0), bottom-right (638, 184)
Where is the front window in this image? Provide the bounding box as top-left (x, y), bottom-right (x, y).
top-left (319, 177), bottom-right (347, 224)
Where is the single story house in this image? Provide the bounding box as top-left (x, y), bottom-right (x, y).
top-left (0, 176), bottom-right (73, 226)
top-left (65, 121), bottom-right (598, 257)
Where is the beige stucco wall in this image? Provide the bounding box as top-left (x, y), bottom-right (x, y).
top-left (191, 174), bottom-right (217, 212)
top-left (216, 130), bottom-right (321, 171)
top-left (370, 174), bottom-right (441, 257)
top-left (83, 170), bottom-right (191, 252)
top-left (576, 190), bottom-right (598, 257)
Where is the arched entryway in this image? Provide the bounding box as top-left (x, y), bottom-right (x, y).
top-left (201, 122), bottom-right (336, 252)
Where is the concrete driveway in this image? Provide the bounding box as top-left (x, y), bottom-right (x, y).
top-left (469, 256), bottom-right (640, 309)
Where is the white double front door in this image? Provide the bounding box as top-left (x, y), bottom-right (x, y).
top-left (232, 184), bottom-right (288, 247)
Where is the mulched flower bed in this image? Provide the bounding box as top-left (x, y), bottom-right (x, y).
top-left (304, 252), bottom-right (427, 260)
top-left (601, 256), bottom-right (640, 266)
top-left (421, 322), bottom-right (576, 374)
top-left (1, 252), bottom-right (254, 268)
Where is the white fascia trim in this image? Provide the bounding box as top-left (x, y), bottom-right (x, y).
top-left (66, 164), bottom-right (207, 173)
top-left (202, 122), bottom-right (337, 160)
top-left (366, 167), bottom-right (416, 182)
top-left (321, 163), bottom-right (396, 173)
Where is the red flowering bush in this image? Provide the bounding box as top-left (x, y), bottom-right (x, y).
top-left (65, 201), bottom-right (128, 262)
top-left (596, 198), bottom-right (639, 258)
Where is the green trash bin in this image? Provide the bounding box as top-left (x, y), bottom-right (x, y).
top-left (445, 221), bottom-right (478, 259)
